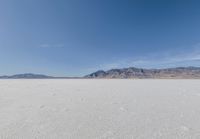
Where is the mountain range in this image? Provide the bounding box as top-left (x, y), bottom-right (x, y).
top-left (1, 67), bottom-right (200, 79)
top-left (85, 67), bottom-right (200, 79)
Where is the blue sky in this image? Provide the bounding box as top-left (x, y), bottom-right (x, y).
top-left (1, 0), bottom-right (200, 76)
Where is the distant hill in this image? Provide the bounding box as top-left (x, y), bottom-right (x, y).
top-left (85, 67), bottom-right (200, 79)
top-left (0, 73), bottom-right (53, 79)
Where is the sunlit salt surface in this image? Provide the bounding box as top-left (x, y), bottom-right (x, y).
top-left (0, 79), bottom-right (200, 139)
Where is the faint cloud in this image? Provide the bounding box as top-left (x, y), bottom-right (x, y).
top-left (87, 42), bottom-right (200, 72)
top-left (39, 44), bottom-right (64, 48)
top-left (40, 44), bottom-right (50, 48)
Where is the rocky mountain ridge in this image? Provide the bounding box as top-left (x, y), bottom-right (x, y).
top-left (85, 67), bottom-right (200, 78)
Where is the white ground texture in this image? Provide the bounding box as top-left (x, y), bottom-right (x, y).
top-left (0, 79), bottom-right (200, 139)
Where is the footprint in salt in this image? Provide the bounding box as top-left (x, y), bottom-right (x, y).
top-left (180, 113), bottom-right (184, 118)
top-left (62, 108), bottom-right (69, 112)
top-left (77, 124), bottom-right (82, 130)
top-left (180, 126), bottom-right (189, 132)
top-left (119, 106), bottom-right (127, 112)
top-left (110, 102), bottom-right (118, 105)
top-left (101, 131), bottom-right (114, 138)
top-left (80, 98), bottom-right (85, 102)
top-left (40, 105), bottom-right (45, 109)
top-left (98, 116), bottom-right (102, 120)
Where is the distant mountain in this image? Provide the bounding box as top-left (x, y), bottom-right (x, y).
top-left (85, 67), bottom-right (200, 79)
top-left (0, 73), bottom-right (53, 79)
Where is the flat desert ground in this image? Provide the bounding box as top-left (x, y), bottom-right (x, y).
top-left (1, 79), bottom-right (200, 139)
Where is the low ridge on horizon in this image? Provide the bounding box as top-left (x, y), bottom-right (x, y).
top-left (0, 73), bottom-right (81, 79)
top-left (0, 73), bottom-right (53, 79)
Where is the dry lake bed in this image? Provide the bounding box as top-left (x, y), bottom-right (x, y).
top-left (0, 79), bottom-right (200, 139)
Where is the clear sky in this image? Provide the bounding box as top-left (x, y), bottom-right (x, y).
top-left (1, 0), bottom-right (200, 76)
